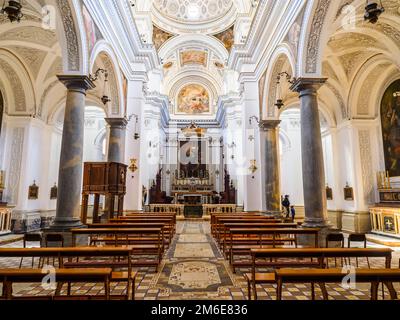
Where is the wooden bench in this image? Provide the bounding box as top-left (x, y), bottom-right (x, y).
top-left (0, 268), bottom-right (112, 300)
top-left (71, 228), bottom-right (163, 271)
top-left (88, 223), bottom-right (174, 248)
top-left (246, 248), bottom-right (393, 300)
top-left (111, 216), bottom-right (176, 234)
top-left (226, 228), bottom-right (320, 271)
top-left (0, 247), bottom-right (137, 300)
top-left (275, 268), bottom-right (400, 300)
top-left (211, 215), bottom-right (278, 236)
top-left (216, 223), bottom-right (298, 247)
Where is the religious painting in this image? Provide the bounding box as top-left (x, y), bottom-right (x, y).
top-left (214, 26), bottom-right (234, 52)
top-left (177, 84), bottom-right (210, 114)
top-left (326, 186), bottom-right (333, 200)
top-left (28, 181), bottom-right (39, 200)
top-left (383, 215), bottom-right (395, 233)
top-left (50, 183), bottom-right (57, 200)
top-left (0, 90), bottom-right (4, 136)
top-left (82, 5), bottom-right (97, 53)
top-left (153, 25), bottom-right (174, 51)
top-left (344, 184), bottom-right (354, 201)
top-left (381, 79), bottom-right (400, 177)
top-left (179, 140), bottom-right (207, 179)
top-left (180, 50), bottom-right (208, 67)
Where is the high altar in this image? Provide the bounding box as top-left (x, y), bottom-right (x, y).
top-left (148, 122), bottom-right (237, 218)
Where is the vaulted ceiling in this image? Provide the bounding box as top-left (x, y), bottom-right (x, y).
top-left (132, 0), bottom-right (258, 119)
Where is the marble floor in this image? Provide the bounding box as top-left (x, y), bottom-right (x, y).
top-left (0, 221), bottom-right (400, 300)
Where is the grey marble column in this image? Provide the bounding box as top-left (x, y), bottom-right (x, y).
top-left (105, 118), bottom-right (128, 163)
top-left (51, 75), bottom-right (95, 230)
top-left (259, 120), bottom-right (281, 215)
top-left (290, 78), bottom-right (329, 228)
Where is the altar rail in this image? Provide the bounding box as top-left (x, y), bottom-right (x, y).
top-left (0, 208), bottom-right (12, 234)
top-left (370, 207), bottom-right (400, 236)
top-left (203, 204), bottom-right (240, 216)
top-left (148, 204), bottom-right (185, 216)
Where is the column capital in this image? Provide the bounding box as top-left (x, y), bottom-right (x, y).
top-left (259, 120), bottom-right (281, 131)
top-left (105, 117), bottom-right (128, 129)
top-left (57, 75), bottom-right (96, 91)
top-left (290, 77), bottom-right (327, 94)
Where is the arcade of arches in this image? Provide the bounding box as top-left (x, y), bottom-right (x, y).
top-left (0, 0), bottom-right (400, 301)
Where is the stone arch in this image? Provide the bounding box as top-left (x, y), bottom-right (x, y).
top-left (54, 0), bottom-right (89, 73)
top-left (297, 0), bottom-right (342, 76)
top-left (263, 46), bottom-right (296, 119)
top-left (88, 47), bottom-right (125, 117)
top-left (0, 49), bottom-right (35, 115)
top-left (90, 41), bottom-right (125, 117)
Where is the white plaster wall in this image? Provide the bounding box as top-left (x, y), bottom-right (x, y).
top-left (124, 80), bottom-right (145, 210)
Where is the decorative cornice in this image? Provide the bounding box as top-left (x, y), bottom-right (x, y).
top-left (105, 117), bottom-right (128, 128)
top-left (259, 120), bottom-right (281, 131)
top-left (290, 77), bottom-right (327, 93)
top-left (57, 74), bottom-right (96, 91)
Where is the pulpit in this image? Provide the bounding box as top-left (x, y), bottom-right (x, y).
top-left (81, 162), bottom-right (127, 224)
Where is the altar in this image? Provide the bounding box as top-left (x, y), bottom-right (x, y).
top-left (370, 173), bottom-right (400, 238)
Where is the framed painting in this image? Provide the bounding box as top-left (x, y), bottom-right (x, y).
top-left (28, 181), bottom-right (39, 200)
top-left (381, 79), bottom-right (400, 177)
top-left (344, 185), bottom-right (354, 201)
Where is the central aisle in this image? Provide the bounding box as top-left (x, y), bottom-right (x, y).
top-left (139, 220), bottom-right (246, 300)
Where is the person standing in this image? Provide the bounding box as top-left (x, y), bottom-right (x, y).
top-left (290, 205), bottom-right (296, 221)
top-left (282, 195), bottom-right (291, 217)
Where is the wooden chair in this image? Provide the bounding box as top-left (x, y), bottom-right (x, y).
top-left (325, 233), bottom-right (344, 267)
top-left (19, 233), bottom-right (42, 268)
top-left (44, 234), bottom-right (65, 266)
top-left (348, 233), bottom-right (370, 268)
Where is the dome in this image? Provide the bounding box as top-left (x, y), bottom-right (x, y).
top-left (152, 0), bottom-right (237, 34)
top-left (153, 0), bottom-right (233, 23)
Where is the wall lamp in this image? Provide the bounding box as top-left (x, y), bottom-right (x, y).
top-left (1, 0), bottom-right (23, 23)
top-left (364, 1), bottom-right (384, 24)
top-left (128, 114), bottom-right (140, 140)
top-left (275, 71), bottom-right (296, 110)
top-left (89, 68), bottom-right (111, 106)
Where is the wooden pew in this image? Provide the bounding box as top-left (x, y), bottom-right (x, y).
top-left (88, 223), bottom-right (173, 248)
top-left (110, 217), bottom-right (176, 233)
top-left (71, 228), bottom-right (163, 271)
top-left (216, 223), bottom-right (298, 247)
top-left (0, 247), bottom-right (137, 300)
top-left (226, 228), bottom-right (320, 272)
top-left (212, 216), bottom-right (282, 238)
top-left (0, 268), bottom-right (112, 300)
top-left (247, 248), bottom-right (393, 300)
top-left (275, 268), bottom-right (400, 300)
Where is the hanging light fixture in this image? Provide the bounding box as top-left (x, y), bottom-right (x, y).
top-left (1, 0), bottom-right (23, 22)
top-left (364, 0), bottom-right (385, 24)
top-left (101, 72), bottom-right (111, 106)
top-left (275, 72), bottom-right (295, 110)
top-left (89, 68), bottom-right (111, 106)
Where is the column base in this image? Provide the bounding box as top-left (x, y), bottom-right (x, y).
top-left (297, 226), bottom-right (335, 248)
top-left (48, 218), bottom-right (84, 231)
top-left (262, 210), bottom-right (282, 219)
top-left (302, 217), bottom-right (331, 229)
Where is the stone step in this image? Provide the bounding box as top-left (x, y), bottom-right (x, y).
top-left (366, 233), bottom-right (400, 247)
